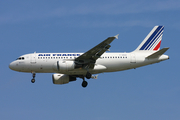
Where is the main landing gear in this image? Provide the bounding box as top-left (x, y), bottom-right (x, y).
top-left (86, 72), bottom-right (92, 79)
top-left (81, 72), bottom-right (92, 88)
top-left (31, 73), bottom-right (36, 83)
top-left (82, 78), bottom-right (88, 88)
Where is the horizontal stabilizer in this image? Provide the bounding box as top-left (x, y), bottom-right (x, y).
top-left (146, 47), bottom-right (169, 59)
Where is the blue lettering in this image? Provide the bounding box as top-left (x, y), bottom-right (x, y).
top-left (38, 54), bottom-right (43, 56)
top-left (39, 53), bottom-right (80, 57)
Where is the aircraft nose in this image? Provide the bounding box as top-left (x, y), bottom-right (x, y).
top-left (9, 61), bottom-right (17, 70)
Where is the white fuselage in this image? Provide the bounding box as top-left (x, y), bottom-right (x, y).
top-left (8, 26), bottom-right (170, 87)
top-left (9, 52), bottom-right (169, 75)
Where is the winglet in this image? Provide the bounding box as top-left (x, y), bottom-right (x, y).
top-left (114, 34), bottom-right (119, 39)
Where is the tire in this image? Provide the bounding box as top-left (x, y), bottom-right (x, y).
top-left (31, 79), bottom-right (35, 83)
top-left (86, 72), bottom-right (92, 79)
top-left (82, 81), bottom-right (88, 88)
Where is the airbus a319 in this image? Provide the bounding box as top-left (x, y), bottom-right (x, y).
top-left (9, 26), bottom-right (169, 87)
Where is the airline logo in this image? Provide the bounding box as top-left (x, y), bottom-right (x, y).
top-left (140, 26), bottom-right (164, 51)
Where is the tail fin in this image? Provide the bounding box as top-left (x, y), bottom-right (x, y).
top-left (135, 26), bottom-right (164, 51)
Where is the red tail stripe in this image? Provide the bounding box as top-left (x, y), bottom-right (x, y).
top-left (153, 41), bottom-right (161, 50)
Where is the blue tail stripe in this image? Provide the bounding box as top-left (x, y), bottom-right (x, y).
top-left (145, 27), bottom-right (164, 50)
top-left (140, 26), bottom-right (164, 50)
top-left (140, 26), bottom-right (163, 50)
top-left (147, 31), bottom-right (162, 50)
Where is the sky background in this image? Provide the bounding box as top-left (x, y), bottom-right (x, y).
top-left (0, 0), bottom-right (179, 120)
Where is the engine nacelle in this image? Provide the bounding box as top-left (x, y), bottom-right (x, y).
top-left (52, 73), bottom-right (76, 84)
top-left (57, 61), bottom-right (75, 71)
top-left (54, 61), bottom-right (82, 71)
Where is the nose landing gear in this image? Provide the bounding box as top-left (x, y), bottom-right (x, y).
top-left (31, 73), bottom-right (36, 83)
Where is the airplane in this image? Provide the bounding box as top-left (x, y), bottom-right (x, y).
top-left (9, 26), bottom-right (169, 88)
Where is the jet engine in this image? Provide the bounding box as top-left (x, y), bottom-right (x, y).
top-left (54, 61), bottom-right (82, 71)
top-left (57, 61), bottom-right (75, 71)
top-left (52, 73), bottom-right (76, 84)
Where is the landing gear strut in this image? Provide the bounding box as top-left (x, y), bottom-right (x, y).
top-left (31, 73), bottom-right (36, 83)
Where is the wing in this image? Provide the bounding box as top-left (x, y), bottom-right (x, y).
top-left (75, 34), bottom-right (119, 69)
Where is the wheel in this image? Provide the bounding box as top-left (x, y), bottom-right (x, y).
top-left (86, 72), bottom-right (92, 79)
top-left (82, 81), bottom-right (88, 88)
top-left (31, 79), bottom-right (35, 83)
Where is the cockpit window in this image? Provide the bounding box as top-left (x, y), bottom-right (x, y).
top-left (16, 57), bottom-right (25, 60)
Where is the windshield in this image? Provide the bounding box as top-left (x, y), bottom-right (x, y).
top-left (16, 57), bottom-right (25, 60)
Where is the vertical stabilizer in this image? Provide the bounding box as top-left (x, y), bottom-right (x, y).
top-left (135, 26), bottom-right (164, 51)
